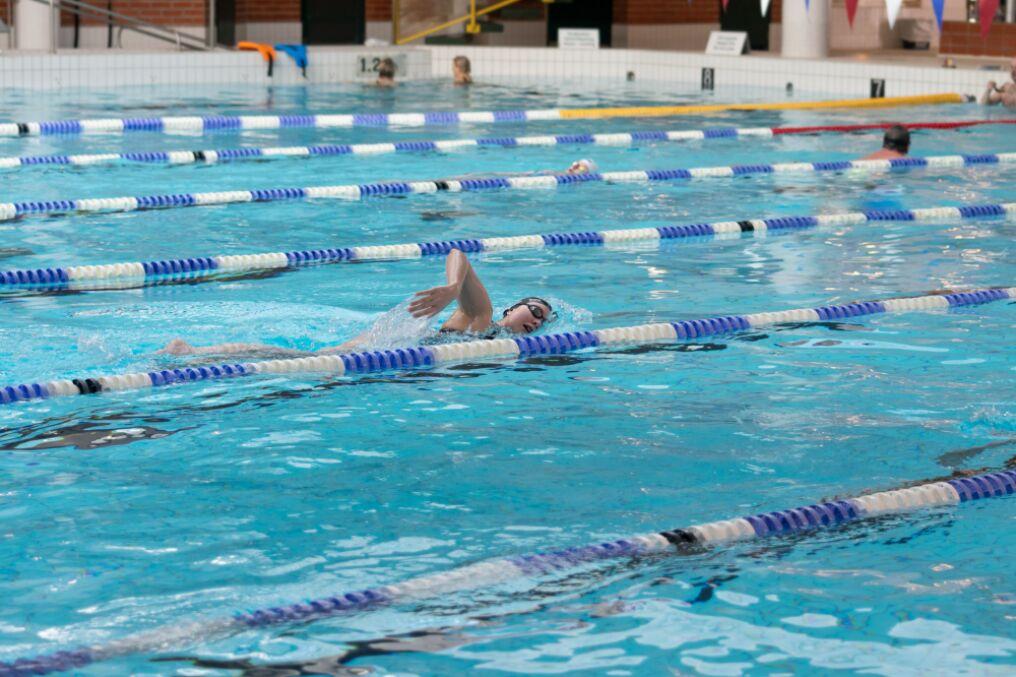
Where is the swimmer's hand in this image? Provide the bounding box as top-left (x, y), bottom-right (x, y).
top-left (158, 339), bottom-right (196, 355)
top-left (409, 283), bottom-right (458, 318)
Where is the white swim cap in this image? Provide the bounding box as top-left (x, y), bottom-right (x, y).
top-left (577, 158), bottom-right (598, 172)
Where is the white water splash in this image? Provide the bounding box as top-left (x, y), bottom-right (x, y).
top-left (355, 299), bottom-right (433, 350)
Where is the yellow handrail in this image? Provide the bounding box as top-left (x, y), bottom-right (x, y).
top-left (395, 0), bottom-right (530, 45)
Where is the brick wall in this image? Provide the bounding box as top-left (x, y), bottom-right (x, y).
top-left (1, 0), bottom-right (8, 25)
top-left (236, 0), bottom-right (300, 22)
top-left (60, 1), bottom-right (206, 27)
top-left (53, 1), bottom-right (313, 28)
top-left (940, 21), bottom-right (1016, 56)
top-left (613, 0), bottom-right (782, 24)
top-left (367, 0), bottom-right (392, 22)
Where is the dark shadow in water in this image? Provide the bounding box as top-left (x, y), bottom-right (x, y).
top-left (1, 423), bottom-right (179, 451)
top-left (936, 438), bottom-right (1016, 469)
top-left (418, 209), bottom-right (480, 222)
top-left (606, 342), bottom-right (727, 356)
top-left (0, 409), bottom-right (183, 452)
top-left (0, 247), bottom-right (33, 260)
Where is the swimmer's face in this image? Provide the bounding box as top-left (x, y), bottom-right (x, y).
top-left (501, 299), bottom-right (553, 334)
top-left (567, 161), bottom-right (588, 175)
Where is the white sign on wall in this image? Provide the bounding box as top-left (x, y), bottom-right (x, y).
top-left (705, 31), bottom-right (749, 56)
top-left (558, 28), bottom-right (600, 49)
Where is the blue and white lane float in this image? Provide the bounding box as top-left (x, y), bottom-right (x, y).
top-left (2, 203), bottom-right (1013, 289)
top-left (0, 287), bottom-right (1011, 406)
top-left (2, 153), bottom-right (1014, 222)
top-left (3, 119), bottom-right (1013, 171)
top-left (2, 468), bottom-right (1013, 676)
top-left (0, 93), bottom-right (968, 138)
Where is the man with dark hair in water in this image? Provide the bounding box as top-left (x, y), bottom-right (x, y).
top-left (160, 250), bottom-right (554, 358)
top-left (863, 124), bottom-right (910, 160)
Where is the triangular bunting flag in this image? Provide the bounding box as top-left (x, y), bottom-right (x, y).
top-left (760, 0), bottom-right (772, 17)
top-left (846, 0), bottom-right (860, 27)
top-left (805, 0), bottom-right (811, 12)
top-left (885, 0), bottom-right (902, 28)
top-left (931, 0), bottom-right (946, 30)
top-left (979, 0), bottom-right (999, 37)
top-left (722, 0), bottom-right (729, 10)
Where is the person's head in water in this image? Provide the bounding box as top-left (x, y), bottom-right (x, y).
top-left (376, 58), bottom-right (396, 87)
top-left (566, 158), bottom-right (597, 175)
top-left (882, 125), bottom-right (910, 155)
top-left (498, 297), bottom-right (554, 334)
top-left (453, 55), bottom-right (472, 85)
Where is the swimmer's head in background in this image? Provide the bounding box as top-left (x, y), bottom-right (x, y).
top-left (882, 125), bottom-right (910, 155)
top-left (567, 158), bottom-right (598, 175)
top-left (377, 58), bottom-right (396, 81)
top-left (499, 297), bottom-right (555, 334)
top-left (453, 55), bottom-right (472, 84)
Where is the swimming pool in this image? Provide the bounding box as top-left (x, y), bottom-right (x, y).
top-left (1, 78), bottom-right (1014, 675)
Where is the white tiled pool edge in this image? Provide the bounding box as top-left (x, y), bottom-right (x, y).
top-left (0, 46), bottom-right (996, 97)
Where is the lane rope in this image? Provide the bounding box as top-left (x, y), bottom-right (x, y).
top-left (3, 465), bottom-right (1012, 675)
top-left (2, 202), bottom-right (1013, 289)
top-left (2, 119), bottom-right (1012, 172)
top-left (0, 94), bottom-right (968, 138)
top-left (0, 287), bottom-right (1011, 406)
top-left (3, 152), bottom-right (1012, 222)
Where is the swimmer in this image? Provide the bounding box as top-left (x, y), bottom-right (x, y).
top-left (862, 124), bottom-right (909, 160)
top-left (566, 158), bottom-right (598, 175)
top-left (981, 57), bottom-right (1016, 108)
top-left (159, 249), bottom-right (554, 358)
top-left (375, 58), bottom-right (396, 87)
top-left (453, 55), bottom-right (472, 85)
top-left (451, 158), bottom-right (597, 181)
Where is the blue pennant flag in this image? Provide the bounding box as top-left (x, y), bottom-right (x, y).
top-left (931, 0), bottom-right (946, 30)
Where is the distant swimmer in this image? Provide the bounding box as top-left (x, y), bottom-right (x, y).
top-left (981, 57), bottom-right (1016, 108)
top-left (566, 158), bottom-right (598, 174)
top-left (862, 124), bottom-right (910, 160)
top-left (159, 249), bottom-right (554, 358)
top-left (453, 55), bottom-right (472, 85)
top-left (452, 158), bottom-right (597, 181)
top-left (375, 58), bottom-right (397, 87)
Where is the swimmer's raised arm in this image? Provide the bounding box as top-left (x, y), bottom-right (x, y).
top-left (982, 80), bottom-right (1004, 105)
top-left (408, 249), bottom-right (493, 332)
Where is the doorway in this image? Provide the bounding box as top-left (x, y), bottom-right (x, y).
top-left (215, 0), bottom-right (235, 46)
top-left (547, 0), bottom-right (612, 47)
top-left (303, 0), bottom-right (365, 45)
top-left (719, 0), bottom-right (770, 51)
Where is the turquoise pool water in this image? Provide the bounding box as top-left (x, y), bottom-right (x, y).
top-left (0, 79), bottom-right (1014, 675)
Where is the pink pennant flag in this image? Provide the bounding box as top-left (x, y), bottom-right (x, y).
top-left (979, 0), bottom-right (1000, 37)
top-left (845, 0), bottom-right (860, 26)
top-left (722, 0), bottom-right (730, 10)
